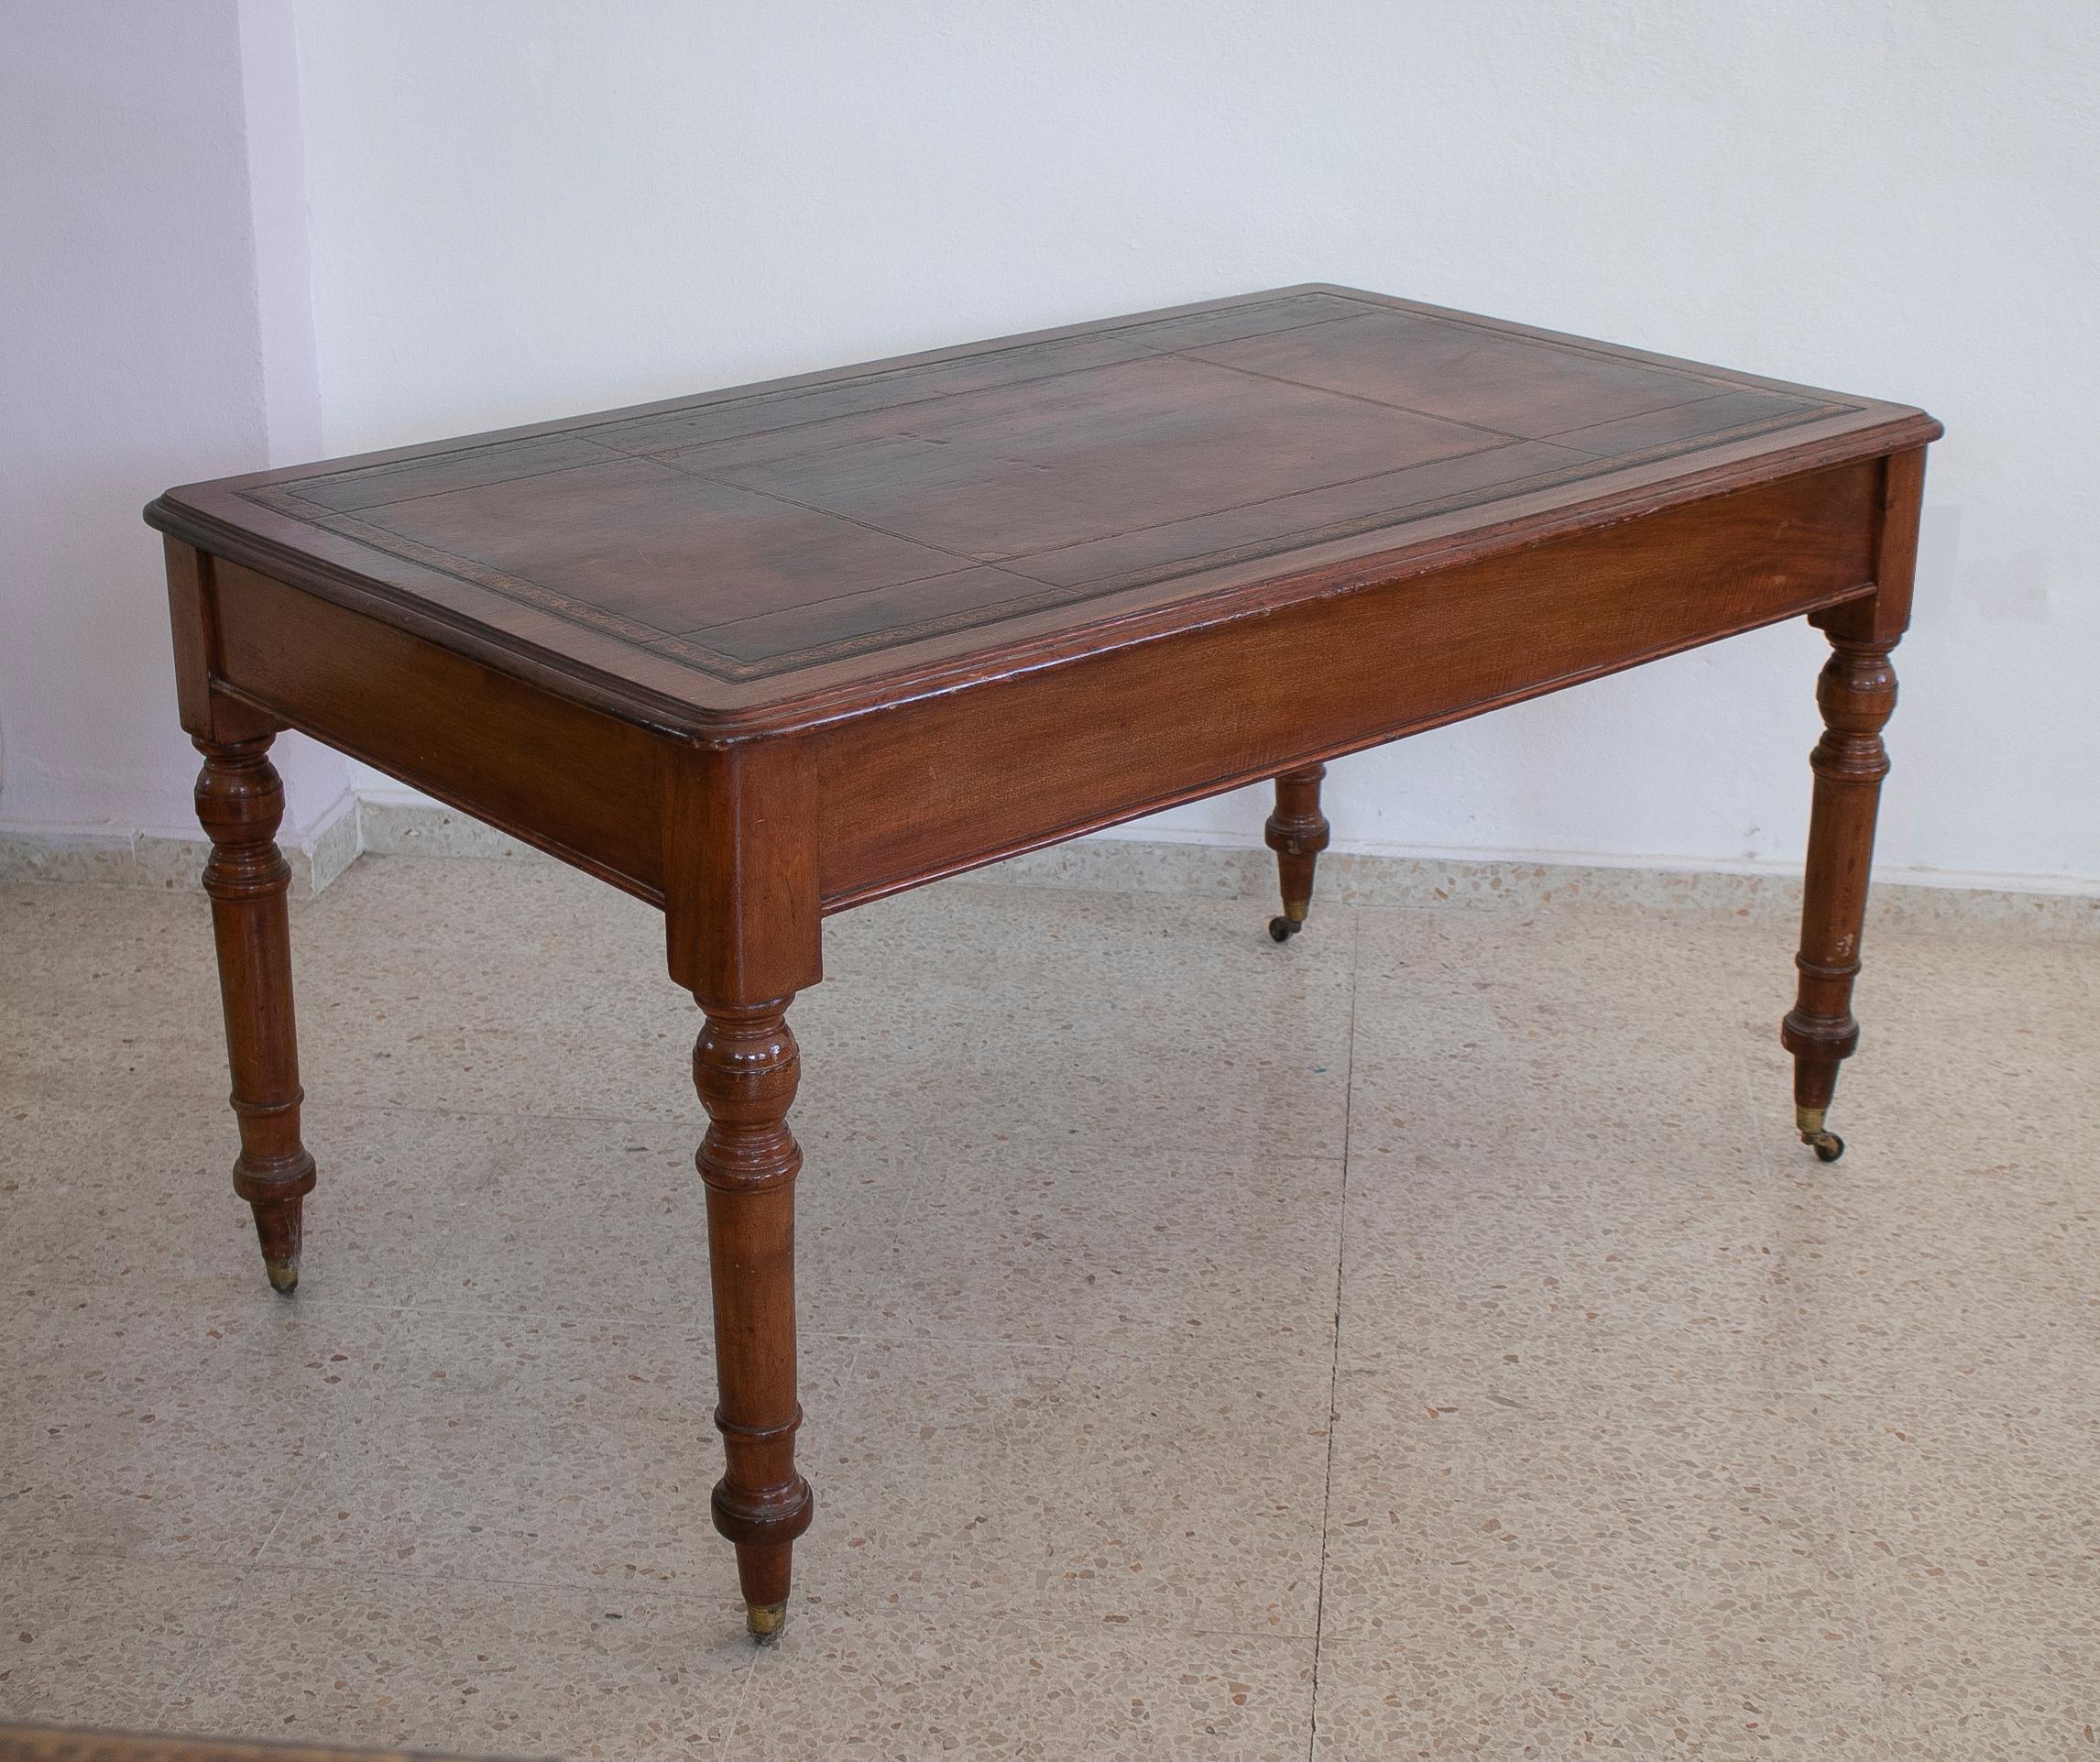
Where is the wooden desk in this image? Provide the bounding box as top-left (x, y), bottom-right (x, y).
top-left (148, 286), bottom-right (1940, 1638)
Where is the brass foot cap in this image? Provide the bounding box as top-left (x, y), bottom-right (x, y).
top-left (1794, 1105), bottom-right (1827, 1136)
top-left (265, 1259), bottom-right (300, 1295)
top-left (745, 1601), bottom-right (788, 1642)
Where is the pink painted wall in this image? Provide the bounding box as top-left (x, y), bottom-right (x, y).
top-left (0, 0), bottom-right (347, 848)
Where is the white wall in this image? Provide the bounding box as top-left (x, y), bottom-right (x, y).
top-left (0, 0), bottom-right (348, 850)
top-left (13, 3), bottom-right (2092, 889)
top-left (290, 0), bottom-right (2100, 890)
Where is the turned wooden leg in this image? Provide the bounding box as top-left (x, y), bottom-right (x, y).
top-left (1780, 635), bottom-right (1898, 1163)
top-left (1264, 762), bottom-right (1330, 942)
top-left (194, 735), bottom-right (316, 1292)
top-left (693, 998), bottom-right (814, 1640)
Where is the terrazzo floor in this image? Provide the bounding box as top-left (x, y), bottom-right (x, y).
top-left (3, 854), bottom-right (2095, 1759)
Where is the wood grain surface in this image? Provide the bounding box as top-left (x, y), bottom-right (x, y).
top-left (147, 285), bottom-right (1937, 731)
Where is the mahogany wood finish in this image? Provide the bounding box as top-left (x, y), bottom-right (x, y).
top-left (692, 999), bottom-right (815, 1636)
top-left (1778, 446), bottom-right (1926, 1161)
top-left (148, 286), bottom-right (1938, 1637)
top-left (1781, 636), bottom-right (1897, 1161)
top-left (1265, 764), bottom-right (1330, 941)
top-left (193, 734), bottom-right (315, 1292)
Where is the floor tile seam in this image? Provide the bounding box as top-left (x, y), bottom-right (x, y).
top-left (1305, 904), bottom-right (1364, 1760)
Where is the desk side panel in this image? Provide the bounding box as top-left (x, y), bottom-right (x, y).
top-left (209, 560), bottom-right (670, 900)
top-left (814, 458), bottom-right (1882, 907)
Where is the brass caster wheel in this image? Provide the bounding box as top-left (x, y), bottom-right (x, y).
top-left (745, 1600), bottom-right (788, 1642)
top-left (1268, 915), bottom-right (1301, 943)
top-left (1795, 1106), bottom-right (1844, 1164)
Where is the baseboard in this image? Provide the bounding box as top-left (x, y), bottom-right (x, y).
top-left (353, 793), bottom-right (2099, 936)
top-left (0, 788), bottom-right (362, 898)
top-left (355, 790), bottom-right (541, 862)
top-left (965, 831), bottom-right (2100, 934)
top-left (11, 786), bottom-right (2089, 936)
